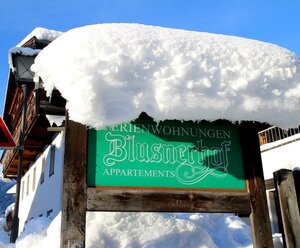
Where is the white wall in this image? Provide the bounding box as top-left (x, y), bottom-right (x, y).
top-left (261, 133), bottom-right (300, 179)
top-left (18, 132), bottom-right (65, 234)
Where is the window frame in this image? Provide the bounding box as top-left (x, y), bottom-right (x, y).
top-left (49, 145), bottom-right (56, 177)
top-left (41, 157), bottom-right (46, 184)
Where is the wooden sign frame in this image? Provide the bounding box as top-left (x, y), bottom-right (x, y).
top-left (60, 117), bottom-right (273, 248)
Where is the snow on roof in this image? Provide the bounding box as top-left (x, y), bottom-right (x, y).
top-left (10, 27), bottom-right (62, 70)
top-left (16, 27), bottom-right (62, 47)
top-left (31, 23), bottom-right (300, 129)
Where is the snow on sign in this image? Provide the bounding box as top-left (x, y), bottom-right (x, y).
top-left (87, 118), bottom-right (246, 190)
top-left (0, 116), bottom-right (16, 149)
top-left (31, 24), bottom-right (300, 130)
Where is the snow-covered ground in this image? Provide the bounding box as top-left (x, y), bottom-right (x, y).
top-left (0, 213), bottom-right (59, 248)
top-left (0, 175), bottom-right (256, 248)
top-left (0, 211), bottom-right (253, 248)
top-left (86, 212), bottom-right (253, 248)
top-left (0, 172), bottom-right (283, 248)
top-left (0, 209), bottom-right (285, 247)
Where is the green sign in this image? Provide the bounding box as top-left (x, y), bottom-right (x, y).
top-left (87, 119), bottom-right (245, 190)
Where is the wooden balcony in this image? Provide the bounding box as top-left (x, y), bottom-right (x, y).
top-left (1, 86), bottom-right (65, 178)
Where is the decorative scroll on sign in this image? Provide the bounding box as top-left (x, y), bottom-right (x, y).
top-left (87, 119), bottom-right (245, 190)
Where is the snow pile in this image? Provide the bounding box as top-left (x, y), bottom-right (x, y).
top-left (0, 211), bottom-right (285, 247)
top-left (0, 212), bottom-right (252, 248)
top-left (86, 212), bottom-right (252, 248)
top-left (31, 23), bottom-right (300, 129)
top-left (14, 214), bottom-right (60, 248)
top-left (0, 214), bottom-right (60, 248)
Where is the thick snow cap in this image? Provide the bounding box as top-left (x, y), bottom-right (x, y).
top-left (31, 23), bottom-right (300, 129)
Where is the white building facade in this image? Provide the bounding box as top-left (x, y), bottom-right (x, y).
top-left (18, 132), bottom-right (65, 233)
top-left (260, 129), bottom-right (300, 234)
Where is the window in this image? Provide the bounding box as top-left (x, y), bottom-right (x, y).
top-left (49, 145), bottom-right (55, 177)
top-left (41, 157), bottom-right (46, 184)
top-left (32, 168), bottom-right (36, 191)
top-left (21, 181), bottom-right (25, 200)
top-left (26, 175), bottom-right (30, 196)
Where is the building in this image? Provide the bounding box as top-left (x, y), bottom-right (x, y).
top-left (0, 29), bottom-right (65, 236)
top-left (258, 127), bottom-right (300, 237)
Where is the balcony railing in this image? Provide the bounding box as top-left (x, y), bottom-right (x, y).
top-left (258, 126), bottom-right (300, 145)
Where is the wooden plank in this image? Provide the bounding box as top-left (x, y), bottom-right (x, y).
top-left (239, 123), bottom-right (273, 248)
top-left (87, 188), bottom-right (251, 214)
top-left (60, 118), bottom-right (87, 248)
top-left (274, 169), bottom-right (300, 248)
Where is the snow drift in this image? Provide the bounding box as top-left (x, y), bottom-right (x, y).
top-left (86, 212), bottom-right (252, 248)
top-left (31, 23), bottom-right (300, 129)
top-left (0, 212), bottom-right (253, 248)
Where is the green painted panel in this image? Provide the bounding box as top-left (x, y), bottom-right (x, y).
top-left (87, 119), bottom-right (245, 190)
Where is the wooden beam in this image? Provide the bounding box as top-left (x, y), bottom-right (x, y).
top-left (239, 123), bottom-right (273, 248)
top-left (60, 118), bottom-right (87, 248)
top-left (47, 127), bottom-right (65, 132)
top-left (87, 188), bottom-right (250, 214)
top-left (39, 102), bottom-right (66, 116)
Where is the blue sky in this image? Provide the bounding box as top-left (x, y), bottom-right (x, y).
top-left (0, 0), bottom-right (300, 116)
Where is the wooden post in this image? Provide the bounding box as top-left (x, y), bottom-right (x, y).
top-left (293, 170), bottom-right (300, 210)
top-left (273, 169), bottom-right (300, 248)
top-left (239, 123), bottom-right (273, 248)
top-left (61, 117), bottom-right (87, 248)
